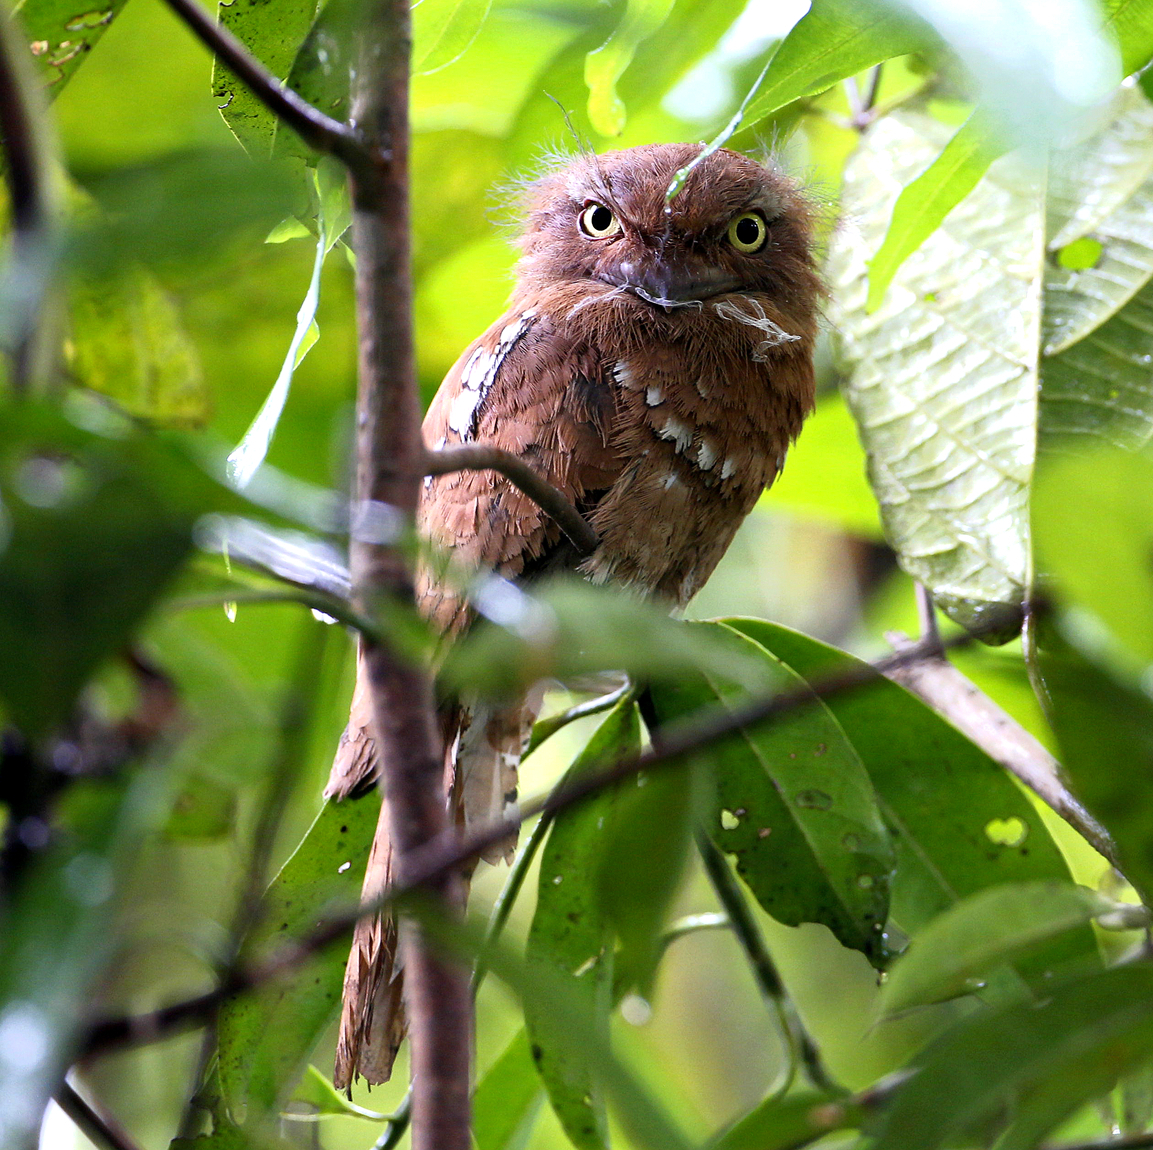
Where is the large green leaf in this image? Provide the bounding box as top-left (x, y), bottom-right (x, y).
top-left (474, 1029), bottom-right (544, 1150)
top-left (1104, 0), bottom-right (1153, 74)
top-left (829, 109), bottom-right (1042, 637)
top-left (728, 621), bottom-right (1089, 950)
top-left (877, 882), bottom-right (1107, 1017)
top-left (216, 795), bottom-right (378, 1118)
top-left (709, 1091), bottom-right (861, 1150)
top-left (413, 0), bottom-right (493, 74)
top-left (524, 700), bottom-right (639, 1150)
top-left (869, 964), bottom-right (1153, 1150)
top-left (0, 402), bottom-right (217, 736)
top-left (16, 0), bottom-right (131, 94)
top-left (648, 622), bottom-right (894, 966)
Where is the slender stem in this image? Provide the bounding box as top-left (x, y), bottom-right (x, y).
top-left (55, 1082), bottom-right (143, 1150)
top-left (659, 912), bottom-right (729, 950)
top-left (159, 0), bottom-right (364, 166)
top-left (0, 6), bottom-right (52, 391)
top-left (347, 0), bottom-right (470, 1140)
top-left (427, 446), bottom-right (598, 556)
top-left (81, 620), bottom-right (1013, 1058)
top-left (372, 1094), bottom-right (413, 1150)
top-left (696, 834), bottom-right (836, 1094)
top-left (861, 65), bottom-right (883, 115)
top-left (524, 682), bottom-right (631, 759)
top-left (914, 582), bottom-right (942, 654)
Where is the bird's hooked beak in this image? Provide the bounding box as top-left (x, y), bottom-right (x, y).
top-left (601, 262), bottom-right (739, 312)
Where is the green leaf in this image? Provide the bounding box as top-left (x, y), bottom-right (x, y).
top-left (0, 402), bottom-right (216, 736)
top-left (866, 112), bottom-right (1005, 311)
top-left (290, 1065), bottom-right (392, 1119)
top-left (1034, 621), bottom-right (1153, 905)
top-left (413, 0), bottom-right (493, 74)
top-left (213, 0), bottom-right (320, 155)
top-left (869, 964), bottom-right (1153, 1150)
top-left (524, 700), bottom-right (639, 1150)
top-left (16, 0), bottom-right (130, 94)
top-left (726, 621), bottom-right (1090, 952)
top-left (164, 773), bottom-right (237, 840)
top-left (217, 796), bottom-right (378, 1117)
top-left (829, 109), bottom-right (1042, 637)
top-left (648, 622), bottom-right (894, 967)
top-left (474, 1030), bottom-right (544, 1150)
top-left (584, 0), bottom-right (676, 135)
top-left (741, 0), bottom-right (932, 130)
top-left (1103, 0), bottom-right (1153, 74)
top-left (709, 1091), bottom-right (861, 1150)
top-left (878, 882), bottom-right (1106, 1017)
top-left (68, 263), bottom-right (208, 427)
top-left (1033, 447), bottom-right (1153, 665)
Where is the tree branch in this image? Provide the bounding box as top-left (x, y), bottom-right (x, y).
top-left (884, 630), bottom-right (1119, 868)
top-left (159, 0), bottom-right (366, 168)
top-left (80, 625), bottom-right (992, 1059)
top-left (346, 0), bottom-right (471, 1144)
top-left (426, 446), bottom-right (599, 556)
top-left (54, 1082), bottom-right (143, 1150)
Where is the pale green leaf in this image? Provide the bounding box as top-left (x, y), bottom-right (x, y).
top-left (474, 1030), bottom-right (544, 1150)
top-left (584, 0), bottom-right (676, 136)
top-left (1103, 0), bottom-right (1153, 74)
top-left (877, 882), bottom-right (1106, 1018)
top-left (289, 1066), bottom-right (392, 1120)
top-left (866, 112), bottom-right (1004, 311)
top-left (413, 0), bottom-right (493, 74)
top-left (709, 1092), bottom-right (860, 1150)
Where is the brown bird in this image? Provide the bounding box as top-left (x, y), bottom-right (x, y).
top-left (326, 141), bottom-right (821, 1088)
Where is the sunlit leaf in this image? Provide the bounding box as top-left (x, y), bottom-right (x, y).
top-left (869, 964), bottom-right (1153, 1150)
top-left (829, 110), bottom-right (1041, 637)
top-left (866, 112), bottom-right (1004, 311)
top-left (289, 1065), bottom-right (392, 1119)
top-left (649, 622), bottom-right (894, 967)
top-left (584, 0), bottom-right (675, 135)
top-left (525, 701), bottom-right (639, 1150)
top-left (474, 1030), bottom-right (544, 1150)
top-left (17, 0), bottom-right (129, 94)
top-left (68, 264), bottom-right (208, 427)
top-left (1103, 0), bottom-right (1153, 74)
top-left (729, 621), bottom-right (1091, 961)
top-left (877, 882), bottom-right (1106, 1017)
top-left (217, 796), bottom-right (377, 1116)
top-left (414, 0), bottom-right (493, 74)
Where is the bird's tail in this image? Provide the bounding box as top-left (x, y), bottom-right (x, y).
top-left (327, 669), bottom-right (541, 1089)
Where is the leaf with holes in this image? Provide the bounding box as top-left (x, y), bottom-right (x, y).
top-left (16, 0), bottom-right (129, 94)
top-left (648, 622), bottom-right (894, 967)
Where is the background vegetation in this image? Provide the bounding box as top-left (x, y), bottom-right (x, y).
top-left (5, 0), bottom-right (1153, 1148)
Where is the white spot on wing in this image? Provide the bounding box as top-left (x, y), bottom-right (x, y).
top-left (613, 360), bottom-right (638, 390)
top-left (662, 470), bottom-right (680, 489)
top-left (695, 439), bottom-right (718, 471)
top-left (657, 416), bottom-right (693, 454)
top-left (450, 311), bottom-right (536, 440)
top-left (696, 380), bottom-right (711, 398)
top-left (645, 385), bottom-right (663, 406)
top-left (721, 457), bottom-right (737, 480)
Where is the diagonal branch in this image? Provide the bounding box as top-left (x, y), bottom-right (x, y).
top-left (80, 624), bottom-right (996, 1059)
top-left (426, 446), bottom-right (599, 556)
top-left (159, 0), bottom-right (366, 167)
top-left (55, 1082), bottom-right (143, 1150)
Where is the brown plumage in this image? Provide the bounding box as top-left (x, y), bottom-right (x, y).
top-left (327, 141), bottom-right (821, 1089)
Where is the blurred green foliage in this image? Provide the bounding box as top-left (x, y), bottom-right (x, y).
top-left (4, 0), bottom-right (1153, 1148)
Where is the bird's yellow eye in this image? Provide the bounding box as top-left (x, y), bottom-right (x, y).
top-left (728, 212), bottom-right (767, 253)
top-left (579, 202), bottom-right (621, 239)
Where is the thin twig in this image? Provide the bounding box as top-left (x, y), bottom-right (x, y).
top-left (696, 834), bottom-right (836, 1094)
top-left (0, 7), bottom-right (51, 390)
top-left (1044, 1135), bottom-right (1153, 1150)
top-left (81, 623), bottom-right (1004, 1057)
top-left (427, 446), bottom-right (599, 556)
top-left (55, 1082), bottom-right (143, 1150)
top-left (914, 583), bottom-right (942, 654)
top-left (159, 0), bottom-right (365, 167)
top-left (524, 682), bottom-right (632, 758)
top-left (884, 630), bottom-right (1119, 867)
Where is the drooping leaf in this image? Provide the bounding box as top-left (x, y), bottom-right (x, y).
top-left (877, 882), bottom-right (1107, 1017)
top-left (474, 1030), bottom-right (544, 1150)
top-left (727, 621), bottom-right (1090, 956)
top-left (0, 402), bottom-right (218, 736)
top-left (709, 1091), bottom-right (861, 1150)
top-left (866, 112), bottom-right (1005, 311)
top-left (584, 0), bottom-right (675, 136)
top-left (648, 622), bottom-right (894, 967)
top-left (289, 1065), bottom-right (392, 1119)
top-left (68, 264), bottom-right (208, 426)
top-left (17, 0), bottom-right (130, 94)
top-left (216, 796), bottom-right (378, 1117)
top-left (869, 964), bottom-right (1153, 1150)
top-left (829, 109), bottom-right (1042, 637)
top-left (213, 0), bottom-right (320, 155)
top-left (524, 700), bottom-right (639, 1150)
